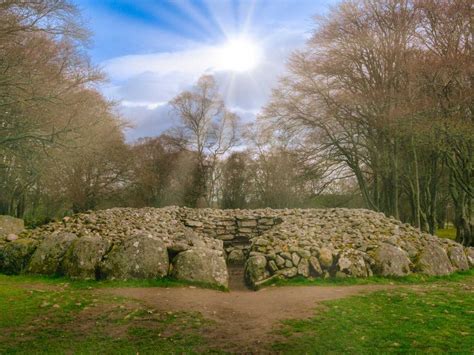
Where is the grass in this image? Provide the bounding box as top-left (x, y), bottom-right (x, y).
top-left (272, 277), bottom-right (474, 353)
top-left (0, 274), bottom-right (210, 354)
top-left (436, 227), bottom-right (457, 240)
top-left (261, 268), bottom-right (474, 288)
top-left (1, 274), bottom-right (228, 292)
top-left (1, 271), bottom-right (473, 353)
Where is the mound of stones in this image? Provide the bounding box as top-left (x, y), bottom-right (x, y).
top-left (0, 207), bottom-right (472, 289)
top-left (243, 209), bottom-right (473, 288)
top-left (0, 208), bottom-right (227, 287)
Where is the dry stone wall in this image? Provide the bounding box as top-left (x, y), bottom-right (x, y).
top-left (180, 208), bottom-right (282, 264)
top-left (0, 207), bottom-right (473, 289)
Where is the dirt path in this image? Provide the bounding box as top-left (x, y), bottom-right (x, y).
top-left (104, 283), bottom-right (396, 352)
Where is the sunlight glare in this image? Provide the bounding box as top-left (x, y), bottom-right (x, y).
top-left (216, 37), bottom-right (262, 72)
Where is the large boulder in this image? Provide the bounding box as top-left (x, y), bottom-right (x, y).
top-left (227, 249), bottom-right (245, 264)
top-left (466, 247), bottom-right (474, 268)
top-left (372, 243), bottom-right (411, 277)
top-left (27, 232), bottom-right (77, 275)
top-left (336, 250), bottom-right (372, 277)
top-left (172, 248), bottom-right (228, 288)
top-left (244, 255), bottom-right (268, 288)
top-left (61, 235), bottom-right (111, 279)
top-left (415, 242), bottom-right (454, 276)
top-left (99, 233), bottom-right (169, 280)
top-left (447, 245), bottom-right (469, 271)
top-left (0, 238), bottom-right (38, 274)
top-left (0, 215), bottom-right (24, 239)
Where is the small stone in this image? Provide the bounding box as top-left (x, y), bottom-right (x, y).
top-left (275, 255), bottom-right (285, 267)
top-left (227, 249), bottom-right (245, 264)
top-left (268, 260), bottom-right (278, 273)
top-left (318, 247), bottom-right (333, 269)
top-left (185, 220), bottom-right (203, 227)
top-left (254, 238), bottom-right (270, 246)
top-left (6, 234), bottom-right (18, 242)
top-left (297, 249), bottom-right (311, 259)
top-left (297, 258), bottom-right (309, 277)
top-left (277, 267), bottom-right (298, 278)
top-left (291, 252), bottom-right (301, 266)
top-left (309, 256), bottom-right (322, 276)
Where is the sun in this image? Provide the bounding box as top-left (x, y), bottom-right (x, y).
top-left (216, 37), bottom-right (262, 72)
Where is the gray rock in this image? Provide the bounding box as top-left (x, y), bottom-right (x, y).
top-left (61, 235), bottom-right (111, 279)
top-left (6, 234), bottom-right (18, 242)
top-left (447, 245), bottom-right (469, 271)
top-left (185, 220), bottom-right (203, 227)
top-left (337, 250), bottom-right (371, 277)
top-left (277, 267), bottom-right (297, 278)
top-left (238, 219), bottom-right (257, 227)
top-left (27, 232), bottom-right (77, 275)
top-left (244, 255), bottom-right (267, 288)
top-left (0, 216), bottom-right (24, 239)
top-left (318, 247), bottom-right (333, 269)
top-left (227, 249), bottom-right (245, 264)
top-left (415, 243), bottom-right (454, 276)
top-left (100, 233), bottom-right (168, 280)
top-left (254, 238), bottom-right (270, 246)
top-left (0, 238), bottom-right (38, 274)
top-left (268, 260), bottom-right (279, 273)
top-left (291, 252), bottom-right (301, 266)
top-left (275, 255), bottom-right (285, 267)
top-left (309, 256), bottom-right (322, 276)
top-left (372, 243), bottom-right (411, 276)
top-left (172, 248), bottom-right (228, 288)
top-left (297, 258), bottom-right (310, 277)
top-left (466, 247), bottom-right (474, 268)
top-left (297, 249), bottom-right (311, 259)
top-left (280, 252), bottom-right (292, 260)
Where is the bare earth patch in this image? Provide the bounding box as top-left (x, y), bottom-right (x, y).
top-left (103, 284), bottom-right (395, 352)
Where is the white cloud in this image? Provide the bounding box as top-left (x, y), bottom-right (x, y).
top-left (121, 100), bottom-right (166, 110)
top-left (99, 16), bottom-right (314, 142)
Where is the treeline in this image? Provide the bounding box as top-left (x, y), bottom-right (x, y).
top-left (0, 1), bottom-right (128, 221)
top-left (0, 1), bottom-right (472, 246)
top-left (262, 0), bottom-right (473, 245)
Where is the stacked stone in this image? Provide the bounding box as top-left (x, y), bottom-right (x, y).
top-left (244, 208), bottom-right (473, 287)
top-left (1, 207), bottom-right (473, 289)
top-left (180, 208), bottom-right (282, 264)
top-left (0, 207), bottom-right (228, 287)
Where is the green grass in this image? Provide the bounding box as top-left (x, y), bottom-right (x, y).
top-left (0, 275), bottom-right (210, 354)
top-left (1, 271), bottom-right (473, 353)
top-left (1, 274), bottom-right (228, 291)
top-left (436, 227), bottom-right (457, 240)
top-left (272, 277), bottom-right (474, 353)
top-left (261, 268), bottom-right (474, 288)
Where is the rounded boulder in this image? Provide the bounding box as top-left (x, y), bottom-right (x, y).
top-left (99, 233), bottom-right (169, 280)
top-left (172, 248), bottom-right (228, 288)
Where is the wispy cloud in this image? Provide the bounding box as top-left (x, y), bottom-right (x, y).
top-left (76, 0), bottom-right (337, 141)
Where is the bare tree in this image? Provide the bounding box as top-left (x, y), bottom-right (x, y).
top-left (169, 75), bottom-right (240, 207)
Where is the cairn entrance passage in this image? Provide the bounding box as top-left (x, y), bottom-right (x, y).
top-left (180, 210), bottom-right (283, 289)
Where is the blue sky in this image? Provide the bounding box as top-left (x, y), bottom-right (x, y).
top-left (74, 0), bottom-right (337, 141)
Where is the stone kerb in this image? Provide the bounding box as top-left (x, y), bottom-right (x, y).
top-left (1, 207), bottom-right (473, 290)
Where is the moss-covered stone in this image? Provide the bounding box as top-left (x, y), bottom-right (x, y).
top-left (172, 248), bottom-right (228, 288)
top-left (0, 238), bottom-right (38, 274)
top-left (99, 233), bottom-right (168, 280)
top-left (27, 232), bottom-right (77, 275)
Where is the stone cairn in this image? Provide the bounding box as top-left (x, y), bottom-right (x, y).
top-left (0, 207), bottom-right (473, 289)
